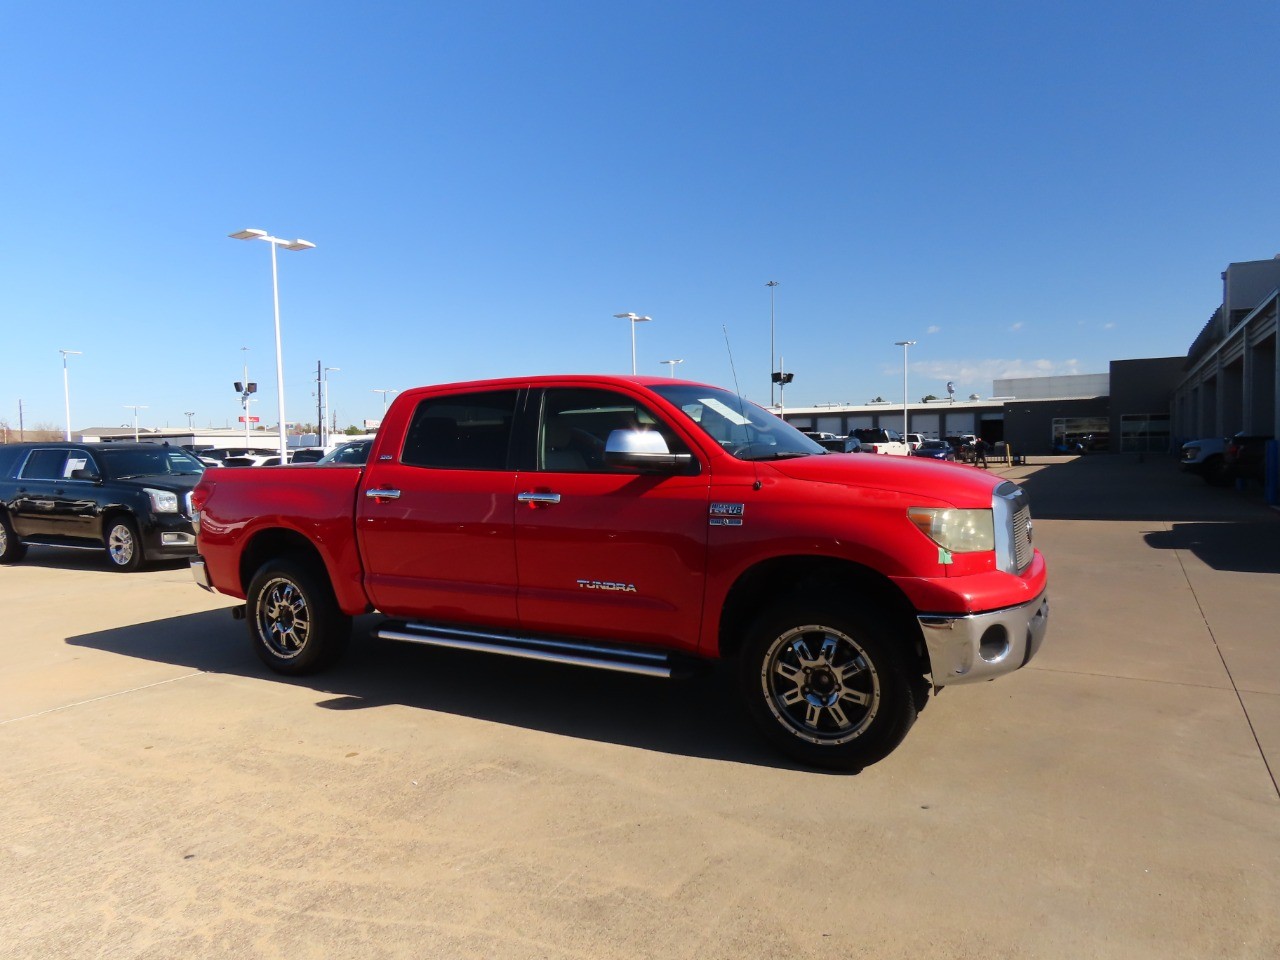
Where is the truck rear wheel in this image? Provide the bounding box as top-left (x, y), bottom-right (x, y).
top-left (739, 599), bottom-right (917, 771)
top-left (246, 558), bottom-right (351, 675)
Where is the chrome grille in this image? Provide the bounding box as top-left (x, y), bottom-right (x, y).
top-left (1011, 501), bottom-right (1032, 572)
top-left (992, 481), bottom-right (1033, 574)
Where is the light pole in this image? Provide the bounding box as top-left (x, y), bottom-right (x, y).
top-left (766, 280), bottom-right (779, 406)
top-left (59, 349), bottom-right (82, 441)
top-left (323, 366), bottom-right (340, 446)
top-left (894, 340), bottom-right (916, 437)
top-left (613, 313), bottom-right (652, 375)
top-left (660, 359), bottom-right (684, 377)
top-left (229, 228), bottom-right (316, 461)
top-left (372, 389), bottom-right (397, 422)
top-left (184, 411), bottom-right (195, 429)
top-left (124, 405), bottom-right (148, 442)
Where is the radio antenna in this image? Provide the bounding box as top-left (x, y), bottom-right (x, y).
top-left (722, 325), bottom-right (763, 490)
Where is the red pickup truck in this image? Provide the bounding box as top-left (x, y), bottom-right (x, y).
top-left (191, 375), bottom-right (1048, 770)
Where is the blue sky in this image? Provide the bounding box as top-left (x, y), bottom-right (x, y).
top-left (3, 2), bottom-right (1278, 433)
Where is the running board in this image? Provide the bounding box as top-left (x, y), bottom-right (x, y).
top-left (376, 621), bottom-right (677, 679)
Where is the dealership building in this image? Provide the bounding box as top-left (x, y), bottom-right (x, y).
top-left (785, 255), bottom-right (1280, 457)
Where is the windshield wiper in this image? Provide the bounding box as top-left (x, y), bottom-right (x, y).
top-left (740, 451), bottom-right (812, 462)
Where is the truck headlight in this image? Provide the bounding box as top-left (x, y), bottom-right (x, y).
top-left (907, 507), bottom-right (994, 553)
top-left (145, 488), bottom-right (180, 514)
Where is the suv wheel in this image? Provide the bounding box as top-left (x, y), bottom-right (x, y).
top-left (105, 517), bottom-right (145, 572)
top-left (0, 513), bottom-right (27, 564)
top-left (1202, 455), bottom-right (1230, 487)
top-left (739, 599), bottom-right (917, 771)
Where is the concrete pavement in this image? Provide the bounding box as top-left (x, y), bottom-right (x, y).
top-left (0, 454), bottom-right (1277, 959)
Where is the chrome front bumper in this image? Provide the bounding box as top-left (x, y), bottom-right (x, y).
top-left (918, 590), bottom-right (1049, 686)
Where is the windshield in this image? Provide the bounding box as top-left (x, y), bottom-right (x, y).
top-left (650, 384), bottom-right (824, 461)
top-left (99, 446), bottom-right (205, 478)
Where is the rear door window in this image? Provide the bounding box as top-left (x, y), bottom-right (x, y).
top-left (19, 449), bottom-right (70, 480)
top-left (401, 390), bottom-right (520, 470)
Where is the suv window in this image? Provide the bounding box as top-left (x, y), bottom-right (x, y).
top-left (401, 390), bottom-right (519, 470)
top-left (20, 448), bottom-right (71, 480)
top-left (98, 447), bottom-right (203, 478)
top-left (538, 388), bottom-right (689, 472)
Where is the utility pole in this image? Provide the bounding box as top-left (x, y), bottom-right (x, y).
top-left (18, 398), bottom-right (24, 441)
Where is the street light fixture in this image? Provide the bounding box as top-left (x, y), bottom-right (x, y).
top-left (59, 349), bottom-right (82, 441)
top-left (660, 359), bottom-right (684, 377)
top-left (372, 389), bottom-right (397, 420)
top-left (229, 227), bottom-right (316, 461)
top-left (894, 340), bottom-right (917, 437)
top-left (613, 313), bottom-right (652, 375)
top-left (124, 405), bottom-right (148, 442)
top-left (184, 411), bottom-right (195, 429)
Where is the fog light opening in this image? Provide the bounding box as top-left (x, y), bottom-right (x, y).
top-left (979, 624), bottom-right (1010, 662)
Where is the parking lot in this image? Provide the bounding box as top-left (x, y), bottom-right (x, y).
top-left (2, 454), bottom-right (1278, 960)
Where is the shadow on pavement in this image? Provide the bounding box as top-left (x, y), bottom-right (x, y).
top-left (1013, 454), bottom-right (1276, 523)
top-left (66, 608), bottom-right (803, 772)
top-left (1142, 522), bottom-right (1280, 575)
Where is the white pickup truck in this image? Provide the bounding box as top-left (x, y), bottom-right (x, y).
top-left (852, 428), bottom-right (910, 456)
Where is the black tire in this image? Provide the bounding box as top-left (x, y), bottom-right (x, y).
top-left (104, 516), bottom-right (145, 572)
top-left (246, 558), bottom-right (351, 675)
top-left (0, 512), bottom-right (27, 564)
top-left (738, 599), bottom-right (918, 771)
top-left (1202, 456), bottom-right (1230, 487)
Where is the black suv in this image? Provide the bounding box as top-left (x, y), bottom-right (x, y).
top-left (0, 442), bottom-right (205, 571)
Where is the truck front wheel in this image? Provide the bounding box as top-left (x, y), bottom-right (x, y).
top-left (246, 558), bottom-right (351, 675)
top-left (739, 600), bottom-right (917, 771)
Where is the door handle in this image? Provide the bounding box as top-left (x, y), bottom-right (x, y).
top-left (364, 488), bottom-right (401, 501)
top-left (517, 491), bottom-right (561, 506)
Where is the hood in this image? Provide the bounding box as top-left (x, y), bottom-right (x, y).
top-left (763, 452), bottom-right (1000, 507)
top-left (113, 473), bottom-right (204, 493)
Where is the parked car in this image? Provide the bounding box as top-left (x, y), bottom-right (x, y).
top-left (905, 433), bottom-right (925, 451)
top-left (911, 439), bottom-right (956, 461)
top-left (190, 374), bottom-right (1047, 771)
top-left (1224, 433), bottom-right (1274, 484)
top-left (222, 452), bottom-right (287, 467)
top-left (815, 436), bottom-right (863, 454)
top-left (315, 439), bottom-right (374, 465)
top-left (289, 448), bottom-right (328, 464)
top-left (1179, 437), bottom-right (1229, 485)
top-left (0, 441), bottom-right (204, 570)
top-left (850, 428), bottom-right (910, 455)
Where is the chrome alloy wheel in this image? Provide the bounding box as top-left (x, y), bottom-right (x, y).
top-left (256, 576), bottom-right (313, 659)
top-left (760, 625), bottom-right (881, 745)
top-left (107, 524), bottom-right (135, 566)
top-left (0, 523), bottom-right (7, 553)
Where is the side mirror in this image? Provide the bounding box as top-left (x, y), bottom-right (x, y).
top-left (604, 429), bottom-right (697, 474)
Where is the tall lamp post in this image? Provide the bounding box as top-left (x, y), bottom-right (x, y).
top-left (894, 340), bottom-right (916, 437)
top-left (613, 313), bottom-right (652, 375)
top-left (323, 366), bottom-right (340, 446)
top-left (660, 359), bottom-right (684, 377)
top-left (184, 411), bottom-right (195, 429)
top-left (372, 389), bottom-right (397, 423)
top-left (766, 280), bottom-right (779, 406)
top-left (229, 228), bottom-right (316, 461)
top-left (59, 349), bottom-right (82, 441)
top-left (124, 405), bottom-right (148, 442)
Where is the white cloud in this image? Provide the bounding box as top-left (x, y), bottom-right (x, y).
top-left (1102, 322), bottom-right (1115, 329)
top-left (926, 325), bottom-right (940, 334)
top-left (1009, 322), bottom-right (1025, 332)
top-left (911, 358), bottom-right (1095, 385)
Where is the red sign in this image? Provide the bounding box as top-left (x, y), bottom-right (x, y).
top-left (238, 416), bottom-right (261, 423)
